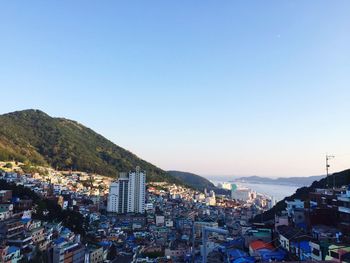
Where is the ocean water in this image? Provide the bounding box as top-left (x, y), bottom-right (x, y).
top-left (213, 180), bottom-right (299, 202)
top-left (235, 182), bottom-right (299, 202)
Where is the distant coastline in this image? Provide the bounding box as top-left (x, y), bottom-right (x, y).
top-left (211, 179), bottom-right (299, 202)
top-left (234, 182), bottom-right (298, 202)
top-left (209, 174), bottom-right (324, 201)
top-left (208, 174), bottom-right (325, 188)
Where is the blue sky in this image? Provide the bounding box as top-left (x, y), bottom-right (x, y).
top-left (0, 1), bottom-right (349, 177)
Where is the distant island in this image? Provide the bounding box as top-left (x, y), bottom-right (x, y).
top-left (233, 175), bottom-right (325, 187)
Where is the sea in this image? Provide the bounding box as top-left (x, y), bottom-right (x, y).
top-left (233, 182), bottom-right (299, 202)
top-left (211, 180), bottom-right (299, 202)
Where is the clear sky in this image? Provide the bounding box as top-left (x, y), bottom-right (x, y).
top-left (0, 1), bottom-right (349, 177)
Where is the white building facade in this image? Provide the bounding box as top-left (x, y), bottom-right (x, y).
top-left (107, 182), bottom-right (120, 213)
top-left (231, 188), bottom-right (256, 202)
top-left (107, 167), bottom-right (146, 214)
top-left (128, 166), bottom-right (146, 214)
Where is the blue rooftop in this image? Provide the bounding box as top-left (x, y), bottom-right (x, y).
top-left (21, 218), bottom-right (31, 224)
top-left (227, 249), bottom-right (247, 259)
top-left (257, 248), bottom-right (286, 261)
top-left (8, 246), bottom-right (20, 254)
top-left (127, 235), bottom-right (135, 241)
top-left (54, 237), bottom-right (66, 245)
top-left (98, 241), bottom-right (111, 247)
top-left (232, 256), bottom-right (255, 263)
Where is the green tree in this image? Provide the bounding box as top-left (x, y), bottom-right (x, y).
top-left (4, 162), bottom-right (12, 169)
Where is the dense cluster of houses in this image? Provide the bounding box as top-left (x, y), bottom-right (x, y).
top-left (0, 169), bottom-right (111, 263)
top-left (0, 187), bottom-right (105, 263)
top-left (220, 185), bottom-right (350, 263)
top-left (1, 161), bottom-right (349, 262)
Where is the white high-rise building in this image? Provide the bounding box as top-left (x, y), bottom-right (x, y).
top-left (128, 166), bottom-right (146, 214)
top-left (107, 182), bottom-right (119, 213)
top-left (107, 167), bottom-right (146, 214)
top-left (107, 172), bottom-right (129, 213)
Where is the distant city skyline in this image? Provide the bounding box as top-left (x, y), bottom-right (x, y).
top-left (1, 1), bottom-right (349, 177)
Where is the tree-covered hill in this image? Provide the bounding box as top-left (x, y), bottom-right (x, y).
top-left (0, 109), bottom-right (179, 183)
top-left (252, 169), bottom-right (350, 223)
top-left (167, 170), bottom-right (230, 195)
top-left (168, 170), bottom-right (215, 191)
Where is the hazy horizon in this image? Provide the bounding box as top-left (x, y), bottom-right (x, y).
top-left (1, 1), bottom-right (349, 177)
top-left (170, 170), bottom-right (326, 180)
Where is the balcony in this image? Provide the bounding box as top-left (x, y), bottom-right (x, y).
top-left (338, 206), bottom-right (350, 214)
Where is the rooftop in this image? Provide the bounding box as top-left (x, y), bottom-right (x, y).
top-left (249, 240), bottom-right (274, 251)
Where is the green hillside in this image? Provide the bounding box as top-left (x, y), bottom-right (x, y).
top-left (167, 170), bottom-right (215, 191)
top-left (167, 170), bottom-right (230, 195)
top-left (252, 169), bottom-right (350, 223)
top-left (0, 109), bottom-right (179, 183)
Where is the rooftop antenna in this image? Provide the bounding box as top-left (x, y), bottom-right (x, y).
top-left (326, 154), bottom-right (335, 188)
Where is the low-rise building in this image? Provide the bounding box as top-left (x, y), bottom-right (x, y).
top-left (337, 186), bottom-right (350, 233)
top-left (0, 219), bottom-right (24, 239)
top-left (248, 240), bottom-right (274, 257)
top-left (4, 246), bottom-right (22, 263)
top-left (0, 204), bottom-right (13, 221)
top-left (0, 190), bottom-right (12, 203)
top-left (325, 244), bottom-right (350, 262)
top-left (53, 241), bottom-right (85, 263)
top-left (285, 199), bottom-right (304, 217)
top-left (86, 245), bottom-right (104, 263)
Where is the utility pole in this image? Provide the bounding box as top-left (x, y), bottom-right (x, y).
top-left (326, 155), bottom-right (335, 188)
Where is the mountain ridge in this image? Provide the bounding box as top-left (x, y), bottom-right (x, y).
top-left (0, 109), bottom-right (180, 183)
top-left (167, 170), bottom-right (230, 195)
top-left (234, 175), bottom-right (325, 186)
top-left (167, 170), bottom-right (216, 191)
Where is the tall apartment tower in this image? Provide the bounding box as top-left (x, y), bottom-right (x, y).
top-left (128, 166), bottom-right (146, 214)
top-left (107, 172), bottom-right (129, 213)
top-left (107, 167), bottom-right (146, 214)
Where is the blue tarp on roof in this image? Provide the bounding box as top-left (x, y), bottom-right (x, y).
top-left (227, 249), bottom-right (255, 263)
top-left (11, 197), bottom-right (20, 204)
top-left (8, 246), bottom-right (20, 254)
top-left (98, 241), bottom-right (112, 247)
top-left (126, 235), bottom-right (135, 241)
top-left (21, 218), bottom-right (31, 224)
top-left (54, 237), bottom-right (66, 245)
top-left (233, 256), bottom-right (255, 263)
top-left (227, 249), bottom-right (247, 259)
top-left (257, 248), bottom-right (286, 262)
